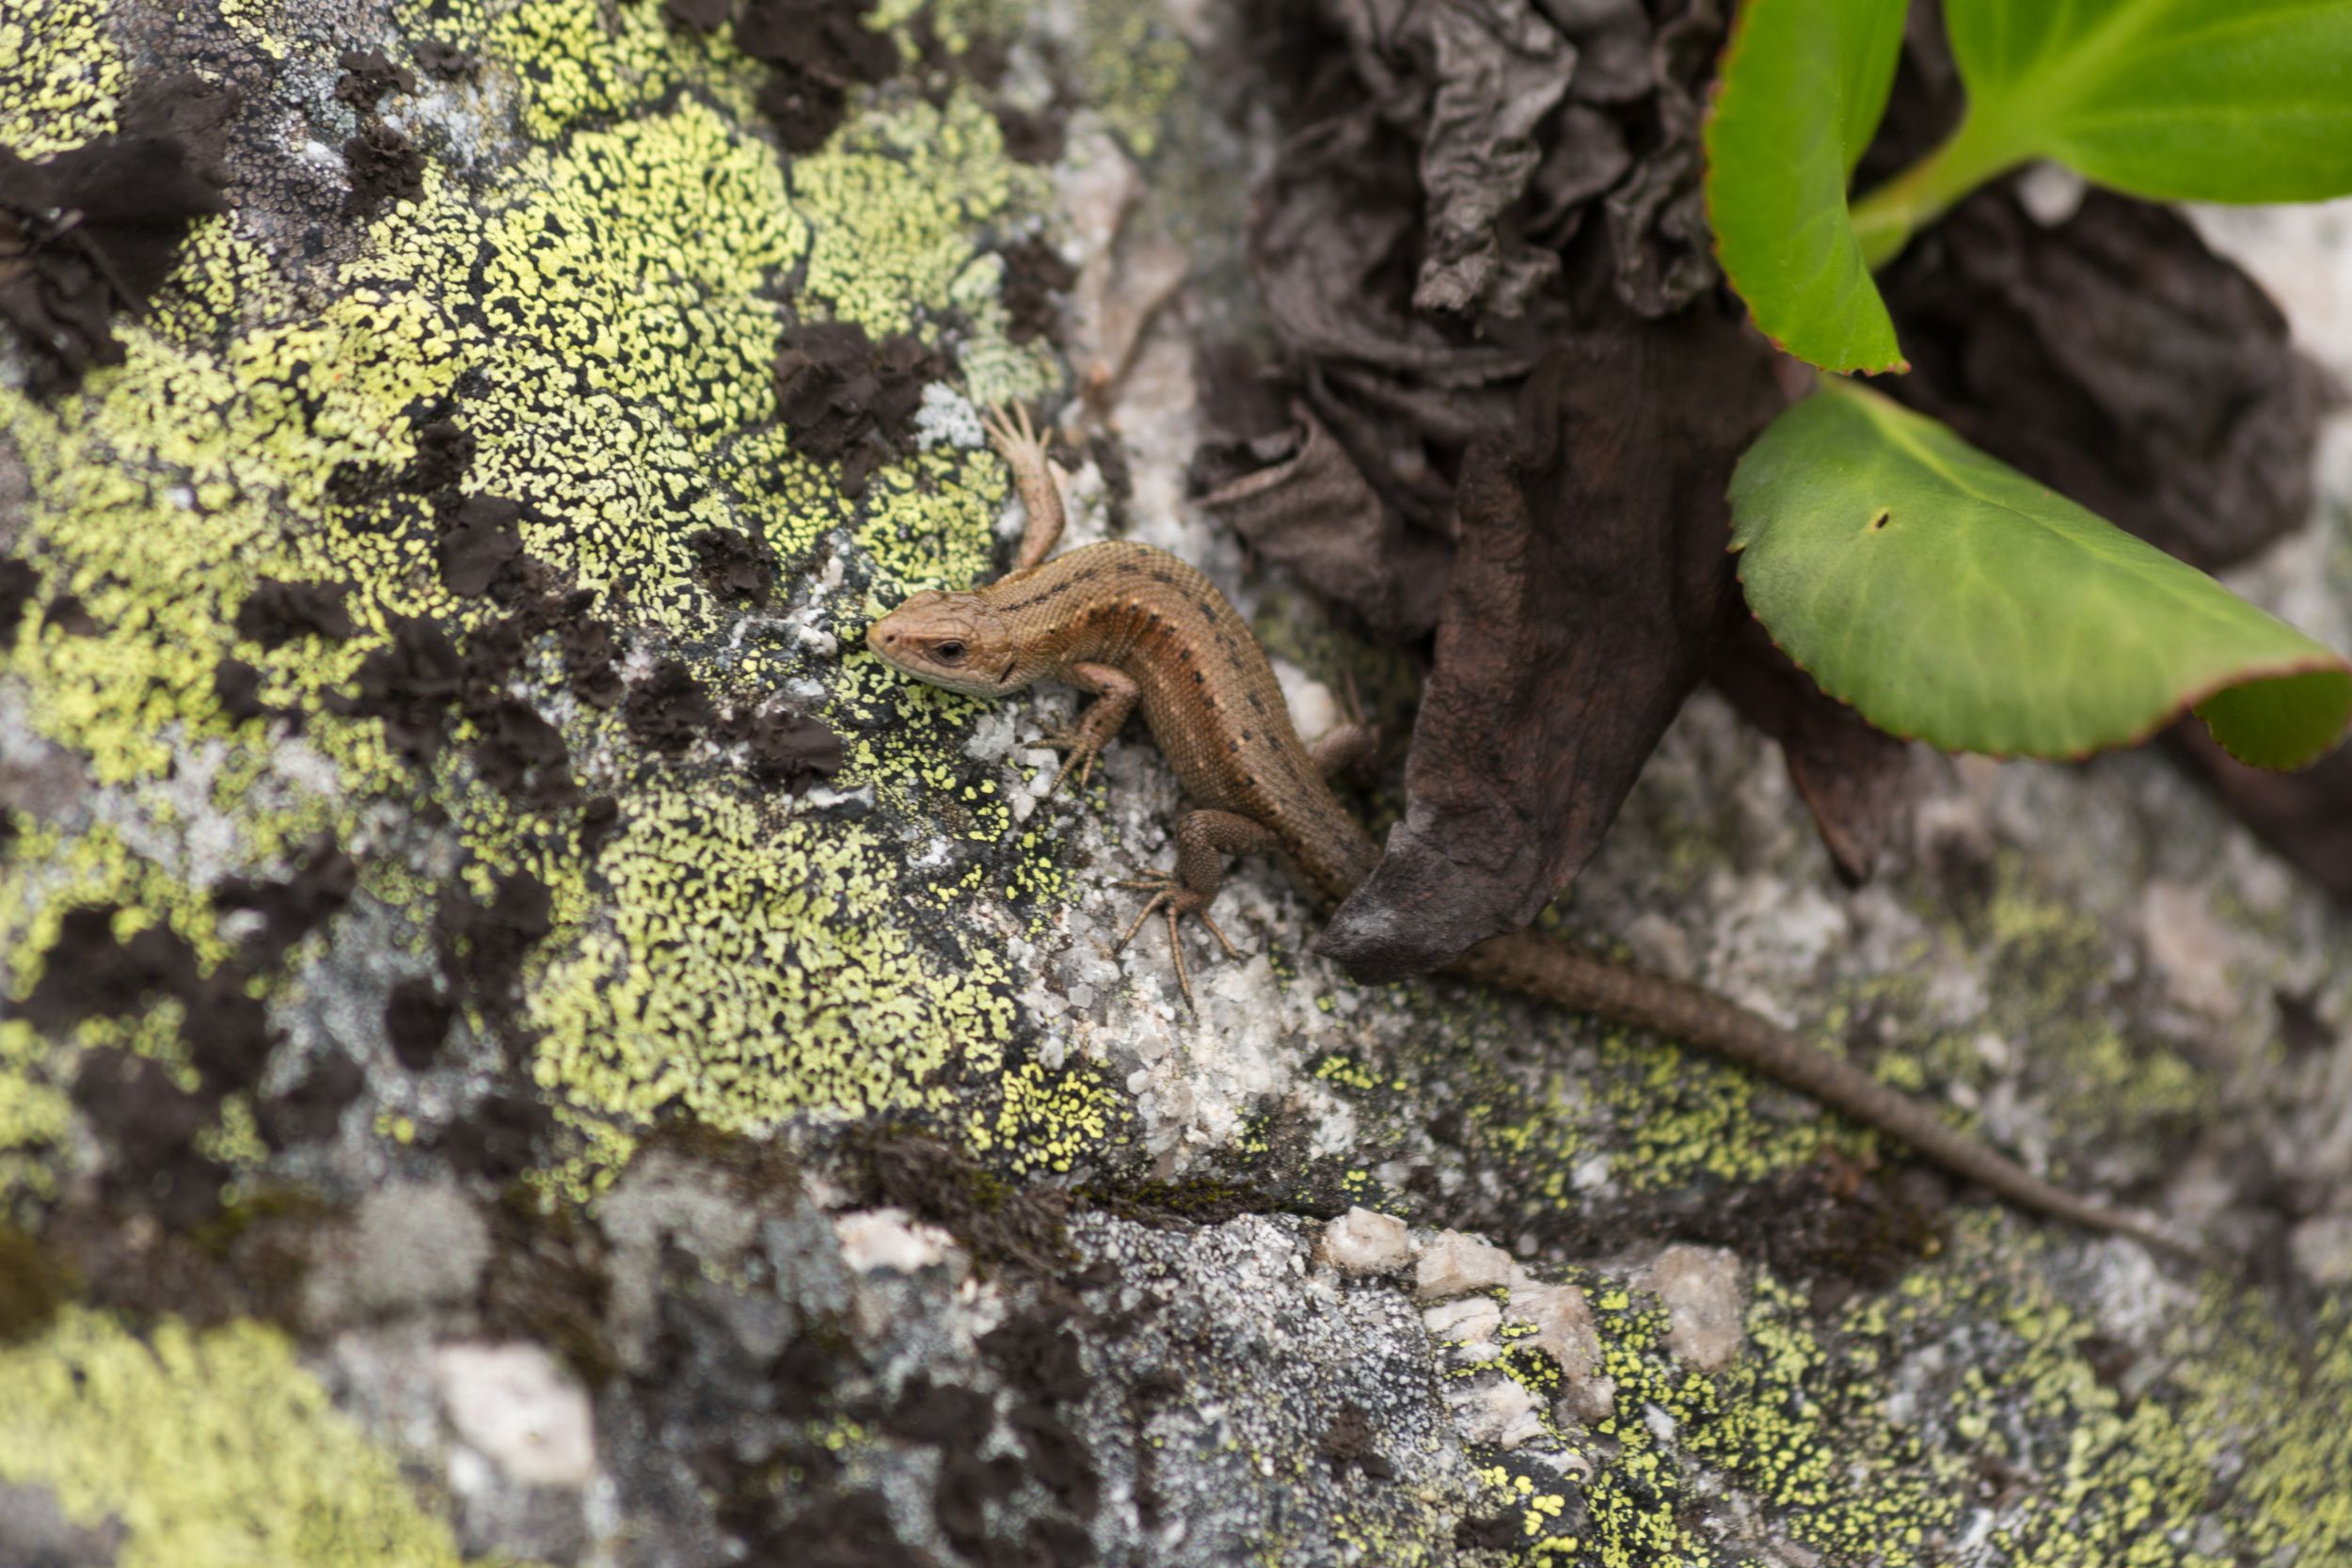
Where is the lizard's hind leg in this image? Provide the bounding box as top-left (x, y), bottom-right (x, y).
top-left (1113, 809), bottom-right (1280, 1009)
top-left (983, 402), bottom-right (1067, 572)
top-left (1307, 672), bottom-right (1377, 779)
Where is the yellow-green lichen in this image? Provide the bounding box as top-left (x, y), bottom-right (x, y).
top-left (0, 0), bottom-right (123, 154)
top-left (0, 1307), bottom-right (517, 1568)
top-left (792, 91), bottom-right (1045, 335)
top-left (0, 0), bottom-right (1114, 1206)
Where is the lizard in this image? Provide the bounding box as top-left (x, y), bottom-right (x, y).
top-left (865, 403), bottom-right (2205, 1261)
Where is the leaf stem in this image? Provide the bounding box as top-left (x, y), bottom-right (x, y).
top-left (1850, 111), bottom-right (2027, 270)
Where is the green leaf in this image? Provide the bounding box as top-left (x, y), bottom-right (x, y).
top-left (1703, 0), bottom-right (1910, 374)
top-left (1728, 382), bottom-right (2352, 768)
top-left (1945, 0), bottom-right (2352, 204)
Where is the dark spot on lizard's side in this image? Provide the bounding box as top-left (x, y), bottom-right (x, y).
top-left (1192, 671), bottom-right (1203, 685)
top-left (1247, 692), bottom-right (1266, 712)
top-left (1148, 569), bottom-right (1175, 584)
top-left (1196, 599), bottom-right (1218, 624)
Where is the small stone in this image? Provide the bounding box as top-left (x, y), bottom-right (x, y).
top-left (433, 1341), bottom-right (596, 1486)
top-left (834, 1207), bottom-right (960, 1275)
top-left (1414, 1228), bottom-right (1515, 1301)
top-left (1322, 1207), bottom-right (1412, 1275)
top-left (2291, 1213), bottom-right (2352, 1287)
top-left (1647, 1244), bottom-right (1745, 1373)
top-left (1422, 1296), bottom-right (1503, 1357)
top-left (2141, 880), bottom-right (2240, 1021)
top-left (1625, 911), bottom-right (1694, 980)
top-left (1555, 1373), bottom-right (1617, 1427)
top-left (1506, 1280), bottom-right (1598, 1379)
top-left (1447, 1373), bottom-right (1545, 1449)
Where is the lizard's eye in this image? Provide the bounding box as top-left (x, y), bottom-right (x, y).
top-left (932, 640), bottom-right (967, 664)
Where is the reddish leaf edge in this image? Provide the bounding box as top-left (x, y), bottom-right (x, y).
top-left (1702, 0), bottom-right (1913, 377)
top-left (1724, 551), bottom-right (2352, 770)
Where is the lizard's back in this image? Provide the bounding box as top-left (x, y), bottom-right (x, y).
top-left (978, 540), bottom-right (1380, 898)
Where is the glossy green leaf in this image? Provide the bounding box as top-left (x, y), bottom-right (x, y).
top-left (1728, 382), bottom-right (2352, 768)
top-left (1703, 0), bottom-right (1910, 373)
top-left (1947, 0), bottom-right (2352, 204)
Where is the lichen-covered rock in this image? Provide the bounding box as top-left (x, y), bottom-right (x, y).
top-left (2, 0), bottom-right (2350, 1565)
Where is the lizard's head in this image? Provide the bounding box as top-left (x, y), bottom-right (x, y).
top-left (866, 590), bottom-right (1033, 698)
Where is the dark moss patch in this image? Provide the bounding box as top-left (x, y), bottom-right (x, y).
top-left (1007, 1400), bottom-right (1100, 1517)
top-left (440, 867), bottom-right (552, 1016)
top-left (0, 1225), bottom-right (69, 1343)
top-left (1320, 1402), bottom-right (1393, 1480)
top-left (663, 0), bottom-right (730, 33)
top-left (851, 1126), bottom-right (1071, 1276)
top-left (623, 657), bottom-right (717, 752)
top-left (933, 1450), bottom-right (1022, 1556)
top-left (559, 610), bottom-right (624, 708)
top-left (1671, 1159), bottom-right (1946, 1309)
top-left (256, 1052), bottom-right (364, 1148)
top-left (717, 705), bottom-right (844, 793)
top-left (40, 594), bottom-right (96, 636)
top-left (882, 1374), bottom-right (994, 1444)
top-left (483, 1186), bottom-right (618, 1386)
top-left (0, 72), bottom-right (237, 394)
top-left (437, 495), bottom-right (525, 598)
top-left (182, 968), bottom-right (279, 1091)
top-left (774, 321), bottom-right (952, 496)
top-left (995, 103), bottom-right (1066, 166)
top-left (0, 557), bottom-right (38, 644)
top-left (335, 49), bottom-right (417, 112)
top-left (414, 40), bottom-right (478, 80)
top-left (474, 696), bottom-right (576, 807)
top-left (580, 794), bottom-right (622, 857)
top-left (1454, 1511), bottom-right (1528, 1551)
top-left (213, 656), bottom-right (270, 721)
top-left (406, 415), bottom-right (476, 493)
top-left (771, 1489), bottom-right (930, 1568)
top-left (72, 1049), bottom-right (226, 1229)
top-left (214, 833), bottom-right (358, 964)
top-left (436, 1087), bottom-right (551, 1183)
top-left (998, 235), bottom-right (1075, 345)
top-left (20, 905), bottom-right (196, 1030)
top-left (385, 975), bottom-right (454, 1069)
top-left (234, 578), bottom-right (354, 648)
top-left (341, 613), bottom-right (464, 762)
top-left (739, 0), bottom-right (898, 157)
top-left (343, 119), bottom-right (425, 216)
top-left (687, 525), bottom-right (777, 606)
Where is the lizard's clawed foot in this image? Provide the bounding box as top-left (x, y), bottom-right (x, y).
top-left (1112, 869), bottom-right (1244, 1011)
top-left (982, 401), bottom-right (1047, 467)
top-left (1035, 727), bottom-right (1105, 798)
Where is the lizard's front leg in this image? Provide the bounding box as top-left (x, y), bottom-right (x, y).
top-left (1039, 661), bottom-right (1137, 798)
top-left (1115, 808), bottom-right (1280, 1009)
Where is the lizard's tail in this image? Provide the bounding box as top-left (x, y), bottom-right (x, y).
top-left (1454, 928), bottom-right (2212, 1265)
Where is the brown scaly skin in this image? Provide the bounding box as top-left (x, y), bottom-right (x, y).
top-left (866, 407), bottom-right (2206, 1261)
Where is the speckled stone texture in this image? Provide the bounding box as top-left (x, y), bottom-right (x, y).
top-left (2, 1), bottom-right (2350, 1565)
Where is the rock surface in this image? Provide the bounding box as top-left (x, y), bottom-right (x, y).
top-left (0, 2), bottom-right (2350, 1567)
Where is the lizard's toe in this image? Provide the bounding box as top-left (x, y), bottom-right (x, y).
top-left (1111, 871), bottom-right (1248, 1010)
